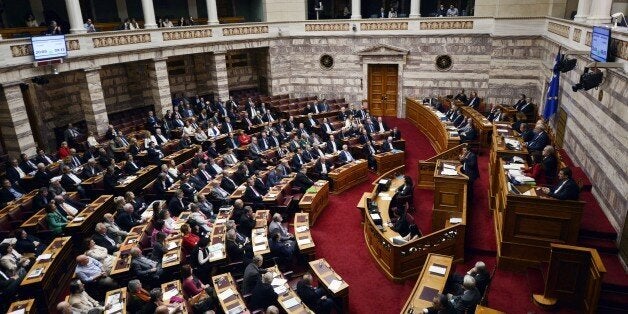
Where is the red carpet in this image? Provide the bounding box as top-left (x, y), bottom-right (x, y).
top-left (308, 117), bottom-right (621, 314)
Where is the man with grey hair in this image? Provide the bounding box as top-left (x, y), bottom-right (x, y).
top-left (103, 212), bottom-right (128, 243)
top-left (448, 275), bottom-right (481, 313)
top-left (449, 260), bottom-right (490, 296)
top-left (250, 271), bottom-right (278, 309)
top-left (226, 228), bottom-right (252, 263)
top-left (130, 247), bottom-right (163, 285)
top-left (242, 254), bottom-right (267, 294)
top-left (93, 222), bottom-right (120, 254)
top-left (269, 213), bottom-right (295, 242)
top-left (127, 279), bottom-right (150, 313)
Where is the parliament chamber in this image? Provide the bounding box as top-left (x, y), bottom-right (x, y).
top-left (0, 0), bottom-right (627, 313)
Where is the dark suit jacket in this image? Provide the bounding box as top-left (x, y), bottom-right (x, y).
top-left (220, 177), bottom-right (237, 194)
top-left (254, 178), bottom-right (269, 195)
top-left (242, 263), bottom-right (265, 294)
top-left (548, 178), bottom-right (580, 200)
top-left (461, 152), bottom-right (479, 182)
top-left (104, 172), bottom-right (119, 193)
top-left (33, 170), bottom-right (51, 189)
top-left (33, 193), bottom-right (51, 210)
top-left (35, 154), bottom-right (55, 165)
top-left (5, 167), bottom-right (22, 185)
top-left (542, 155), bottom-right (558, 183)
top-left (124, 162), bottom-right (141, 175)
top-left (19, 160), bottom-right (37, 173)
top-left (168, 197), bottom-right (187, 217)
top-left (243, 186), bottom-right (263, 203)
top-left (81, 165), bottom-right (100, 179)
top-left (249, 282), bottom-right (278, 310)
top-left (527, 131), bottom-right (549, 151)
top-left (92, 232), bottom-right (118, 254)
top-left (226, 239), bottom-right (245, 262)
top-left (116, 211), bottom-right (139, 232)
top-left (293, 172), bottom-right (314, 192)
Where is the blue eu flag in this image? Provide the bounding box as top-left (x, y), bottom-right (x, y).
top-left (543, 53), bottom-right (561, 119)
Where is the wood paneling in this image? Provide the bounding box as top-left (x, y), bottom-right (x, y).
top-left (368, 64), bottom-right (398, 117)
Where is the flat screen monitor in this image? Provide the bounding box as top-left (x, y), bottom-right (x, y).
top-left (31, 35), bottom-right (67, 60)
top-left (590, 26), bottom-right (611, 62)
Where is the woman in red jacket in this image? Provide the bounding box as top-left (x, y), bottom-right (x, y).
top-left (58, 141), bottom-right (71, 159)
top-left (237, 130), bottom-right (251, 145)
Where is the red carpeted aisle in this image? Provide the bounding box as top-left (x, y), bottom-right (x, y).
top-left (308, 117), bottom-right (582, 314)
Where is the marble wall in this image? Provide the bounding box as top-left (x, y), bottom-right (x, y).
top-left (475, 0), bottom-right (567, 18)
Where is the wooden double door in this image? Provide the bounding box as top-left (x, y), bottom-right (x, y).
top-left (368, 64), bottom-right (398, 117)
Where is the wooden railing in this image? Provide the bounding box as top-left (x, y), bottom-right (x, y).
top-left (417, 144), bottom-right (465, 189)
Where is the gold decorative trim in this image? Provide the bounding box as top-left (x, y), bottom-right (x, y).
top-left (305, 23), bottom-right (350, 32)
top-left (612, 38), bottom-right (628, 60)
top-left (585, 31), bottom-right (592, 47)
top-left (360, 21), bottom-right (408, 31)
top-left (162, 29), bottom-right (212, 41)
top-left (572, 28), bottom-right (582, 43)
top-left (92, 34), bottom-right (151, 48)
top-left (222, 26), bottom-right (269, 36)
top-left (547, 21), bottom-right (570, 38)
top-left (11, 40), bottom-right (79, 57)
top-left (419, 20), bottom-right (473, 30)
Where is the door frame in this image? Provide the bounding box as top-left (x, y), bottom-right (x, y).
top-left (367, 63), bottom-right (399, 117)
top-left (358, 44), bottom-right (408, 118)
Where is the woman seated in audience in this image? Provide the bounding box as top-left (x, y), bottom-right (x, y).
top-left (13, 228), bottom-right (46, 255)
top-left (238, 130), bottom-right (252, 145)
top-left (194, 127), bottom-right (208, 143)
top-left (58, 141), bottom-right (71, 159)
top-left (388, 207), bottom-right (410, 237)
top-left (180, 224), bottom-right (199, 256)
top-left (83, 237), bottom-right (115, 274)
top-left (151, 219), bottom-right (175, 246)
top-left (167, 159), bottom-right (179, 179)
top-left (159, 209), bottom-right (177, 231)
top-left (86, 131), bottom-right (99, 148)
top-left (181, 265), bottom-right (217, 312)
top-left (0, 243), bottom-right (30, 278)
top-left (143, 288), bottom-right (185, 313)
top-left (206, 121), bottom-right (221, 138)
top-left (183, 121), bottom-right (196, 137)
top-left (523, 152), bottom-right (546, 185)
top-left (192, 237), bottom-right (213, 281)
top-left (45, 202), bottom-right (68, 236)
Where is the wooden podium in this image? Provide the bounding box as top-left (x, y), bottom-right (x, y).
top-left (375, 151), bottom-right (405, 175)
top-left (432, 160), bottom-right (468, 230)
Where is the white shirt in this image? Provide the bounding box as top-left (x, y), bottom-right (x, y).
top-left (211, 163), bottom-right (223, 174)
top-left (320, 162), bottom-right (327, 174)
top-left (14, 166), bottom-right (25, 178)
top-left (68, 173), bottom-right (82, 184)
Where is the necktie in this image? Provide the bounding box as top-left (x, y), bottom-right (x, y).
top-left (105, 234), bottom-right (115, 246)
top-left (554, 180), bottom-right (568, 193)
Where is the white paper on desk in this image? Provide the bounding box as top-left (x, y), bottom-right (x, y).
top-left (227, 306), bottom-right (243, 314)
top-left (214, 218), bottom-right (227, 224)
top-left (8, 309), bottom-right (25, 314)
top-left (253, 244), bottom-right (266, 252)
top-left (441, 169), bottom-right (458, 176)
top-left (522, 190), bottom-right (533, 196)
top-left (282, 297), bottom-right (300, 309)
top-left (218, 288), bottom-right (235, 301)
top-left (141, 210), bottom-right (153, 220)
top-left (1, 238), bottom-right (16, 245)
top-left (443, 163), bottom-right (456, 170)
top-left (370, 213), bottom-right (381, 220)
top-left (295, 226), bottom-right (309, 233)
top-left (449, 218), bottom-right (462, 224)
top-left (446, 126), bottom-right (457, 131)
top-left (267, 193), bottom-right (277, 198)
top-left (449, 131), bottom-right (459, 137)
top-left (27, 268), bottom-right (43, 278)
top-left (512, 156), bottom-right (525, 163)
top-left (271, 277), bottom-right (287, 286)
top-left (273, 285), bottom-right (287, 294)
top-left (379, 192), bottom-right (390, 197)
top-left (503, 163), bottom-right (525, 170)
top-left (253, 236), bottom-right (266, 244)
top-left (381, 196), bottom-right (392, 201)
top-left (108, 302), bottom-right (123, 313)
top-left (72, 216), bottom-right (85, 222)
top-left (167, 242), bottom-right (178, 250)
top-left (435, 111), bottom-right (446, 118)
top-left (210, 251), bottom-right (224, 260)
top-left (329, 279), bottom-right (342, 291)
top-left (162, 254), bottom-right (177, 263)
top-left (378, 179), bottom-right (390, 185)
top-left (429, 265), bottom-right (447, 275)
top-left (106, 293), bottom-right (120, 304)
top-left (36, 253), bottom-right (52, 261)
top-left (163, 288), bottom-right (178, 301)
top-left (208, 243), bottom-right (223, 252)
top-left (253, 229), bottom-right (265, 236)
top-left (297, 238), bottom-right (311, 246)
top-left (497, 128), bottom-right (509, 133)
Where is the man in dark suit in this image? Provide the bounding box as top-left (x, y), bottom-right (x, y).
top-left (540, 167), bottom-right (580, 201)
top-left (103, 166), bottom-right (120, 194)
top-left (33, 163), bottom-right (52, 189)
top-left (123, 155), bottom-right (141, 175)
top-left (130, 247), bottom-right (162, 286)
top-left (519, 124), bottom-right (534, 142)
top-left (296, 273), bottom-right (335, 314)
top-left (293, 168), bottom-right (314, 193)
top-left (19, 153), bottom-right (38, 174)
top-left (93, 223), bottom-right (120, 254)
top-left (249, 272), bottom-right (279, 310)
top-left (168, 190), bottom-right (187, 217)
top-left (253, 174), bottom-right (269, 195)
top-left (105, 125), bottom-right (120, 140)
top-left (450, 275), bottom-right (482, 313)
top-left (314, 156), bottom-right (333, 180)
top-left (363, 141), bottom-right (378, 170)
top-left (358, 129), bottom-right (371, 144)
top-left (225, 132), bottom-right (239, 149)
top-left (337, 107), bottom-right (349, 121)
top-left (146, 141), bottom-right (164, 165)
top-left (220, 173), bottom-right (238, 194)
top-left (460, 146), bottom-right (479, 202)
top-left (0, 179), bottom-right (24, 205)
top-left (291, 148), bottom-right (306, 171)
top-left (326, 135), bottom-right (341, 154)
top-left (466, 92), bottom-right (480, 109)
top-left (339, 145), bottom-right (355, 164)
top-left (459, 120), bottom-right (477, 143)
top-left (518, 97), bottom-right (534, 115)
top-left (242, 177), bottom-right (264, 206)
top-left (116, 204), bottom-right (140, 232)
top-left (513, 94), bottom-right (526, 110)
top-left (391, 127), bottom-right (402, 141)
top-left (80, 159), bottom-right (101, 179)
top-left (154, 173), bottom-right (171, 199)
top-left (525, 126), bottom-right (549, 152)
top-left (283, 117), bottom-right (296, 132)
top-left (35, 149), bottom-right (56, 165)
top-left (381, 137), bottom-right (396, 152)
top-left (242, 255), bottom-right (267, 294)
top-left (541, 146), bottom-right (558, 184)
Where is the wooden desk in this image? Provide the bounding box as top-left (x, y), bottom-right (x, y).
top-left (459, 105), bottom-right (493, 148)
top-left (406, 98), bottom-right (460, 154)
top-left (104, 288), bottom-right (128, 314)
top-left (268, 265), bottom-right (314, 313)
top-left (160, 280), bottom-right (188, 313)
top-left (114, 165), bottom-right (158, 196)
top-left (162, 145), bottom-right (198, 165)
top-left (328, 159), bottom-right (368, 194)
top-left (212, 273), bottom-right (250, 314)
top-left (362, 166), bottom-right (465, 282)
top-left (488, 123), bottom-right (528, 211)
top-left (417, 145), bottom-right (465, 190)
top-left (294, 213), bottom-right (316, 260)
top-left (208, 207), bottom-right (233, 264)
top-left (20, 192), bottom-right (79, 229)
top-left (432, 160), bottom-right (468, 230)
top-left (476, 305), bottom-right (506, 314)
top-left (298, 180), bottom-right (329, 225)
top-left (20, 237), bottom-right (74, 313)
top-left (162, 237), bottom-right (183, 269)
top-left (252, 226), bottom-right (270, 255)
top-left (7, 299), bottom-right (35, 313)
top-left (401, 253), bottom-right (454, 313)
top-left (66, 195), bottom-right (114, 238)
top-left (375, 151), bottom-right (405, 176)
top-left (494, 158), bottom-right (585, 270)
top-left (308, 258), bottom-right (349, 313)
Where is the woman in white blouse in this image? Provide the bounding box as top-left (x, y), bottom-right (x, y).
top-left (86, 131), bottom-right (99, 148)
top-left (194, 128), bottom-right (208, 142)
top-left (84, 238), bottom-right (115, 274)
top-left (167, 160), bottom-right (179, 178)
top-left (206, 122), bottom-right (221, 138)
top-left (182, 121), bottom-right (196, 137)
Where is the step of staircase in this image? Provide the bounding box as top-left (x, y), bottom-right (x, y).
top-left (578, 236), bottom-right (619, 255)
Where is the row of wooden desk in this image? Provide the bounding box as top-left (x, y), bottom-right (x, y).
top-left (406, 98), bottom-right (460, 154)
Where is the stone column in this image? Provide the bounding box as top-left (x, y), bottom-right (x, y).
top-left (116, 0), bottom-right (129, 21)
top-left (409, 0), bottom-right (420, 18)
top-left (206, 0), bottom-right (219, 25)
top-left (210, 52), bottom-right (230, 101)
top-left (29, 0), bottom-right (45, 25)
top-left (573, 0), bottom-right (591, 23)
top-left (188, 0), bottom-right (198, 18)
top-left (65, 0), bottom-right (86, 34)
top-left (80, 68), bottom-right (110, 136)
top-left (587, 0), bottom-right (612, 25)
top-left (351, 0), bottom-right (361, 19)
top-left (148, 58), bottom-right (172, 118)
top-left (141, 0), bottom-right (158, 29)
top-left (0, 82), bottom-right (37, 157)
